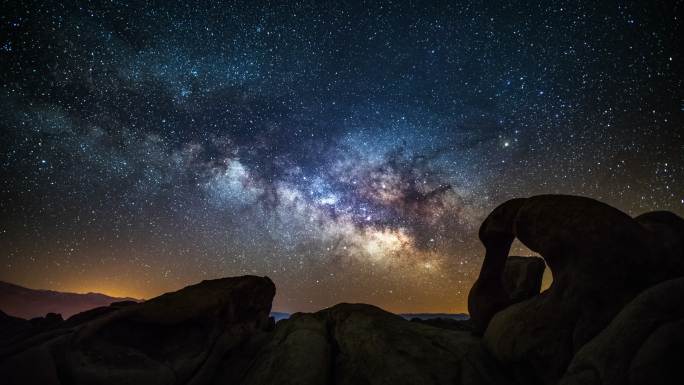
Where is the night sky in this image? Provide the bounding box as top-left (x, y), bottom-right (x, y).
top-left (1, 1), bottom-right (682, 313)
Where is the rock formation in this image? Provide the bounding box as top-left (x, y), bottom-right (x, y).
top-left (242, 303), bottom-right (511, 385)
top-left (502, 256), bottom-right (545, 304)
top-left (559, 277), bottom-right (684, 385)
top-left (0, 275), bottom-right (276, 385)
top-left (1, 194), bottom-right (682, 385)
top-left (468, 194), bottom-right (684, 384)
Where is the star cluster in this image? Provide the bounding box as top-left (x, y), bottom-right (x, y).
top-left (1, 1), bottom-right (682, 313)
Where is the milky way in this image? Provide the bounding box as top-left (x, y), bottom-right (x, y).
top-left (1, 1), bottom-right (682, 312)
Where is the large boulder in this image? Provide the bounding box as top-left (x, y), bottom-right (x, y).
top-left (239, 312), bottom-right (332, 385)
top-left (467, 195), bottom-right (684, 384)
top-left (0, 310), bottom-right (69, 356)
top-left (467, 255), bottom-right (545, 336)
top-left (559, 277), bottom-right (684, 385)
top-left (242, 303), bottom-right (515, 385)
top-left (0, 275), bottom-right (275, 385)
top-left (635, 210), bottom-right (684, 272)
top-left (1, 277), bottom-right (516, 385)
top-left (0, 310), bottom-right (31, 343)
top-left (325, 304), bottom-right (481, 385)
top-left (502, 256), bottom-right (545, 304)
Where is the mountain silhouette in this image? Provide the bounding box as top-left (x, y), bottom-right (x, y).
top-left (0, 281), bottom-right (139, 319)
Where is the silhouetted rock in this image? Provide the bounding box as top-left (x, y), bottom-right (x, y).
top-left (559, 277), bottom-right (684, 385)
top-left (240, 311), bottom-right (332, 385)
top-left (468, 195), bottom-right (684, 384)
top-left (465, 254), bottom-right (545, 336)
top-left (502, 256), bottom-right (545, 303)
top-left (0, 310), bottom-right (30, 343)
top-left (635, 210), bottom-right (684, 273)
top-left (28, 312), bottom-right (63, 328)
top-left (0, 280), bottom-right (516, 385)
top-left (62, 303), bottom-right (124, 328)
top-left (1, 195), bottom-right (682, 385)
top-left (467, 198), bottom-right (526, 336)
top-left (468, 254), bottom-right (545, 336)
top-left (243, 303), bottom-right (512, 385)
top-left (109, 300), bottom-right (139, 307)
top-left (0, 311), bottom-right (66, 351)
top-left (0, 275), bottom-right (275, 385)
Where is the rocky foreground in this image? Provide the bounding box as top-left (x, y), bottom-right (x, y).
top-left (1, 195), bottom-right (682, 385)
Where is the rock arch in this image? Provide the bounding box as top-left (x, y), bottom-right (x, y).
top-left (468, 195), bottom-right (684, 384)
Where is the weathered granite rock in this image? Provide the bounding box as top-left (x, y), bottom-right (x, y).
top-left (559, 277), bottom-right (684, 385)
top-left (28, 312), bottom-right (63, 328)
top-left (468, 195), bottom-right (684, 384)
top-left (2, 278), bottom-right (516, 385)
top-left (0, 310), bottom-right (68, 353)
top-left (240, 312), bottom-right (332, 385)
top-left (61, 299), bottom-right (137, 328)
top-left (242, 303), bottom-right (514, 385)
top-left (467, 254), bottom-right (546, 336)
top-left (0, 275), bottom-right (276, 385)
top-left (467, 198), bottom-right (527, 336)
top-left (0, 310), bottom-right (31, 344)
top-left (327, 304), bottom-right (479, 385)
top-left (635, 210), bottom-right (684, 273)
top-left (1, 195), bottom-right (681, 385)
top-left (502, 256), bottom-right (545, 304)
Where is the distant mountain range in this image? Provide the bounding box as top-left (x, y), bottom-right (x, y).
top-left (0, 281), bottom-right (140, 319)
top-left (0, 281), bottom-right (470, 322)
top-left (266, 312), bottom-right (469, 322)
top-left (400, 313), bottom-right (469, 320)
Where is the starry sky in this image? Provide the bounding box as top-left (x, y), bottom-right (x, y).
top-left (1, 1), bottom-right (682, 313)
